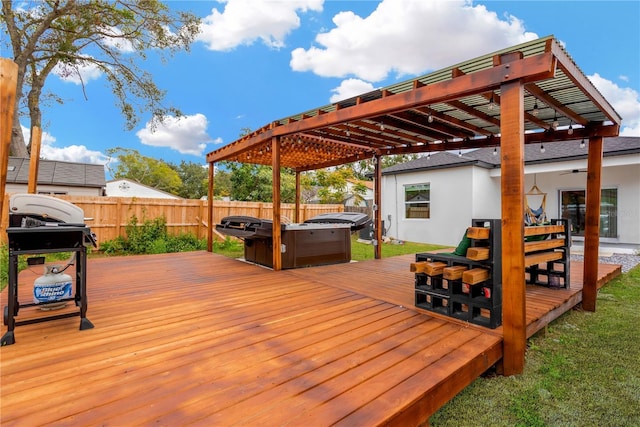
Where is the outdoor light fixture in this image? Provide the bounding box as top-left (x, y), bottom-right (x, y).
top-left (552, 112), bottom-right (559, 130)
top-left (488, 92), bottom-right (496, 110)
top-left (532, 100), bottom-right (539, 116)
top-left (427, 107), bottom-right (434, 123)
top-left (458, 149), bottom-right (462, 157)
top-left (380, 122), bottom-right (385, 131)
top-left (427, 152), bottom-right (431, 160)
top-left (540, 143), bottom-right (545, 153)
top-left (568, 122), bottom-right (574, 135)
top-left (580, 138), bottom-right (586, 149)
top-left (493, 147), bottom-right (498, 156)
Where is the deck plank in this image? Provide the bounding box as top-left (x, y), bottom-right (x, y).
top-left (0, 251), bottom-right (621, 425)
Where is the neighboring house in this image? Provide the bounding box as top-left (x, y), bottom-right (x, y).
top-left (106, 178), bottom-right (182, 199)
top-left (345, 179), bottom-right (374, 208)
top-left (5, 157), bottom-right (106, 196)
top-left (381, 136), bottom-right (640, 252)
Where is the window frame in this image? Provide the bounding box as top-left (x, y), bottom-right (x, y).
top-left (404, 183), bottom-right (431, 219)
top-left (559, 187), bottom-right (618, 239)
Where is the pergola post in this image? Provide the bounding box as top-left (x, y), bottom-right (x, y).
top-left (1, 59), bottom-right (19, 218)
top-left (499, 78), bottom-right (526, 376)
top-left (373, 153), bottom-right (382, 259)
top-left (294, 171), bottom-right (301, 223)
top-left (582, 136), bottom-right (604, 311)
top-left (207, 162), bottom-right (214, 252)
top-left (271, 136), bottom-right (282, 271)
top-left (28, 126), bottom-right (42, 193)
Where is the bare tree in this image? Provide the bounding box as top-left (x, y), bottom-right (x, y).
top-left (1, 0), bottom-right (200, 157)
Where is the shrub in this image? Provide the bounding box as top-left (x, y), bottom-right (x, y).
top-left (99, 214), bottom-right (207, 256)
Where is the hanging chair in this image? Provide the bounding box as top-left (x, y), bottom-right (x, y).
top-left (525, 182), bottom-right (547, 226)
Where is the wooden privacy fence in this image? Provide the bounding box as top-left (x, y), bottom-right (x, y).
top-left (0, 195), bottom-right (344, 248)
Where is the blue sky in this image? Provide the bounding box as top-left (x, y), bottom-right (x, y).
top-left (11, 0), bottom-right (640, 173)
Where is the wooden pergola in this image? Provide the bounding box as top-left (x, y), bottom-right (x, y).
top-left (205, 36), bottom-right (621, 375)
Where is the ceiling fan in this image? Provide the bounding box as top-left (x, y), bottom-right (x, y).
top-left (561, 169), bottom-right (587, 175)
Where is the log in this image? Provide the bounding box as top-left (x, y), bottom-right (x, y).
top-left (466, 247), bottom-right (490, 261)
top-left (424, 262), bottom-right (448, 276)
top-left (443, 265), bottom-right (468, 280)
top-left (410, 261), bottom-right (428, 273)
top-left (462, 268), bottom-right (490, 285)
top-left (465, 226), bottom-right (490, 240)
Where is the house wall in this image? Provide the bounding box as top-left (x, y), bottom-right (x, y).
top-left (382, 166), bottom-right (476, 246)
top-left (383, 155), bottom-right (639, 249)
top-left (470, 167), bottom-right (501, 219)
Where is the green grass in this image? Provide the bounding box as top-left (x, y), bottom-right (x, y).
top-left (350, 236), bottom-right (448, 260)
top-left (430, 265), bottom-right (640, 426)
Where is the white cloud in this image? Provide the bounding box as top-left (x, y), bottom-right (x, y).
top-left (20, 125), bottom-right (109, 164)
top-left (330, 78), bottom-right (376, 103)
top-left (197, 0), bottom-right (323, 51)
top-left (53, 55), bottom-right (103, 85)
top-left (589, 73), bottom-right (640, 136)
top-left (136, 113), bottom-right (218, 156)
top-left (290, 0), bottom-right (537, 82)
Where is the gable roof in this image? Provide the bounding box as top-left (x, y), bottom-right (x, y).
top-left (105, 178), bottom-right (183, 199)
top-left (7, 157), bottom-right (106, 187)
top-left (382, 136), bottom-right (640, 175)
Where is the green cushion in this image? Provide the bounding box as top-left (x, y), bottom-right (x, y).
top-left (452, 230), bottom-right (471, 256)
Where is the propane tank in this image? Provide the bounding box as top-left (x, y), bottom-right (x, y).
top-left (34, 265), bottom-right (73, 306)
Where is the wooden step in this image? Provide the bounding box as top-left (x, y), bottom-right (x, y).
top-left (466, 247), bottom-right (490, 261)
top-left (462, 268), bottom-right (490, 285)
top-left (443, 265), bottom-right (468, 280)
top-left (410, 261), bottom-right (447, 275)
top-left (466, 227), bottom-right (490, 239)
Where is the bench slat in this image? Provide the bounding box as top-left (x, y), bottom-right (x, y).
top-left (524, 224), bottom-right (565, 237)
top-left (524, 251), bottom-right (563, 267)
top-left (524, 238), bottom-right (566, 254)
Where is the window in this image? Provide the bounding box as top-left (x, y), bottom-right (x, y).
top-left (405, 183), bottom-right (430, 219)
top-left (560, 188), bottom-right (617, 238)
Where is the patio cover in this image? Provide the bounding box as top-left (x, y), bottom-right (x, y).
top-left (205, 35), bottom-right (621, 375)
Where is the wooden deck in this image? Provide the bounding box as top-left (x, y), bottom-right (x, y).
top-left (0, 251), bottom-right (621, 426)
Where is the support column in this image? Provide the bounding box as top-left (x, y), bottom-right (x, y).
top-left (1, 59), bottom-right (19, 218)
top-left (374, 153), bottom-right (382, 259)
top-left (28, 126), bottom-right (42, 193)
top-left (500, 79), bottom-right (526, 376)
top-left (295, 171), bottom-right (301, 223)
top-left (272, 137), bottom-right (282, 271)
top-left (207, 162), bottom-right (214, 252)
top-left (582, 136), bottom-right (603, 311)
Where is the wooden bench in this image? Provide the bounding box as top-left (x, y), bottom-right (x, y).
top-left (523, 220), bottom-right (571, 288)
